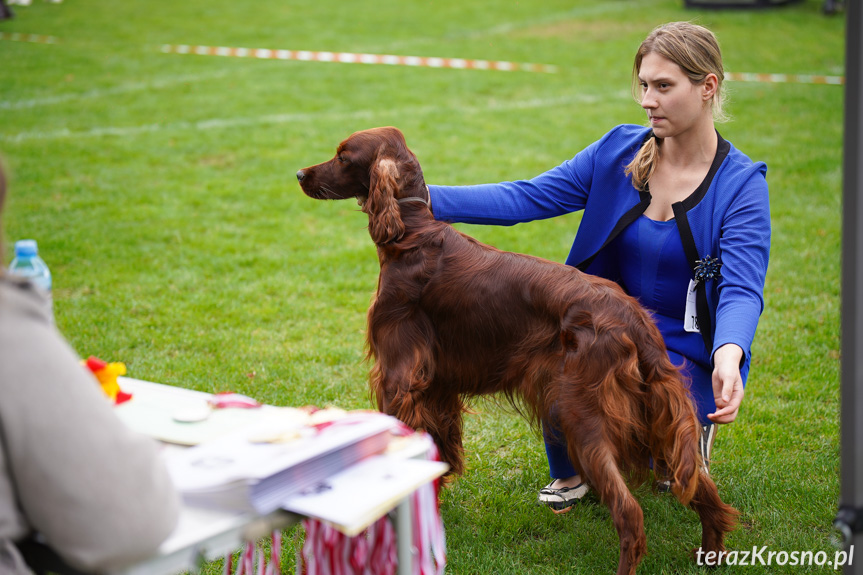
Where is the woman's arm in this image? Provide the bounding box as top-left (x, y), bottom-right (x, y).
top-left (426, 133), bottom-right (615, 225)
top-left (428, 161), bottom-right (588, 225)
top-left (709, 171), bottom-right (771, 423)
top-left (709, 342), bottom-right (745, 423)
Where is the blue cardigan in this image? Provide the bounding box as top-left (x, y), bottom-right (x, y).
top-left (429, 124), bottom-right (770, 381)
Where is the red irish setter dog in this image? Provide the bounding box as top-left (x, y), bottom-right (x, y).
top-left (297, 127), bottom-right (737, 575)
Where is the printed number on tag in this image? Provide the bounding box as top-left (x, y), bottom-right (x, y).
top-left (684, 279), bottom-right (700, 333)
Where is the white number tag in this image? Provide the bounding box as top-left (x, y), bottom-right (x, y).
top-left (684, 279), bottom-right (700, 333)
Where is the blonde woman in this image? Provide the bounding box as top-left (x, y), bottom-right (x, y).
top-left (428, 22), bottom-right (770, 512)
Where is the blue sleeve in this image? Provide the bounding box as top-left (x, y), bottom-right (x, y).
top-left (712, 170), bottom-right (771, 364)
top-left (427, 138), bottom-right (604, 225)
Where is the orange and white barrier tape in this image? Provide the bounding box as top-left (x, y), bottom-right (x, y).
top-left (159, 43), bottom-right (559, 74)
top-left (0, 33), bottom-right (844, 84)
top-left (160, 44), bottom-right (846, 84)
top-left (0, 31), bottom-right (57, 43)
top-left (726, 71), bottom-right (844, 85)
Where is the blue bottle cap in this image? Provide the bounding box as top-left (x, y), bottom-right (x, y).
top-left (14, 239), bottom-right (38, 258)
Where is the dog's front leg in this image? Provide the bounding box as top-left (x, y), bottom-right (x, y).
top-left (372, 359), bottom-right (465, 476)
top-left (367, 308), bottom-right (465, 473)
top-left (371, 355), bottom-right (425, 416)
top-left (367, 303), bottom-right (435, 421)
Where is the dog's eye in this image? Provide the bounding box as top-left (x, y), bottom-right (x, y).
top-left (337, 154), bottom-right (349, 164)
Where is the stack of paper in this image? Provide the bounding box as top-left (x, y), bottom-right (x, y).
top-left (281, 454), bottom-right (449, 536)
top-left (165, 414), bottom-right (397, 514)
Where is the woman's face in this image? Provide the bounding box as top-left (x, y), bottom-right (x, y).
top-left (637, 52), bottom-right (714, 139)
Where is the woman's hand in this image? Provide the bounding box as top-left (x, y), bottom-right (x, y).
top-left (708, 343), bottom-right (745, 424)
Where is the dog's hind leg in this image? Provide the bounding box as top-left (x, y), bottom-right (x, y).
top-left (688, 471), bottom-right (738, 557)
top-left (556, 312), bottom-right (647, 574)
top-left (557, 414), bottom-right (646, 575)
top-left (581, 449), bottom-right (646, 575)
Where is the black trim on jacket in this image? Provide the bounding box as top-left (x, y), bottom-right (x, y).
top-left (575, 131), bottom-right (731, 354)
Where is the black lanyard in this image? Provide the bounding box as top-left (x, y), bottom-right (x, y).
top-left (673, 202), bottom-right (715, 352)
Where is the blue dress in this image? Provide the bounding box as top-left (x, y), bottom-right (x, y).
top-left (616, 215), bottom-right (715, 418)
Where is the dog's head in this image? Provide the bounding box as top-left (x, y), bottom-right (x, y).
top-left (297, 127), bottom-right (426, 244)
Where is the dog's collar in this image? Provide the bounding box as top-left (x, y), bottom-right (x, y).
top-left (397, 196), bottom-right (429, 206)
top-left (397, 184), bottom-right (431, 207)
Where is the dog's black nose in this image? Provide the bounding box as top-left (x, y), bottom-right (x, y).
top-left (296, 170), bottom-right (305, 182)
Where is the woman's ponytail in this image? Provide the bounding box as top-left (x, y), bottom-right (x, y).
top-left (625, 135), bottom-right (660, 192)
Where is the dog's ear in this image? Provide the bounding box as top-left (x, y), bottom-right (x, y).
top-left (364, 157), bottom-right (405, 244)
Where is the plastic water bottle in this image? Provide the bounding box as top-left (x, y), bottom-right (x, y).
top-left (9, 239), bottom-right (53, 318)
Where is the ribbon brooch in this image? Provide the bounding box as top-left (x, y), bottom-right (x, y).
top-left (694, 255), bottom-right (722, 283)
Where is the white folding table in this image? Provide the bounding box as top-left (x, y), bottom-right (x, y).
top-left (109, 378), bottom-right (445, 575)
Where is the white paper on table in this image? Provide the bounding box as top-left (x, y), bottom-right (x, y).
top-left (114, 377), bottom-right (305, 446)
top-left (280, 455), bottom-right (449, 536)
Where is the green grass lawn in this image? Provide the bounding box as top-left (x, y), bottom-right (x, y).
top-left (0, 0), bottom-right (845, 572)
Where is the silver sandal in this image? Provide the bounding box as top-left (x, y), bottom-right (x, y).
top-left (538, 480), bottom-right (590, 513)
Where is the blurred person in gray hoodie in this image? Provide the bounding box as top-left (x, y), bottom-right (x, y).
top-left (0, 161), bottom-right (180, 574)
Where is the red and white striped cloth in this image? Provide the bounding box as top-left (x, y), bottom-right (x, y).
top-left (224, 423), bottom-right (445, 575)
top-left (299, 424), bottom-right (446, 575)
top-left (300, 513), bottom-right (398, 575)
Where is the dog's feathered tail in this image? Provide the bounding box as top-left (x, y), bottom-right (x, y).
top-left (558, 297), bottom-right (702, 506)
